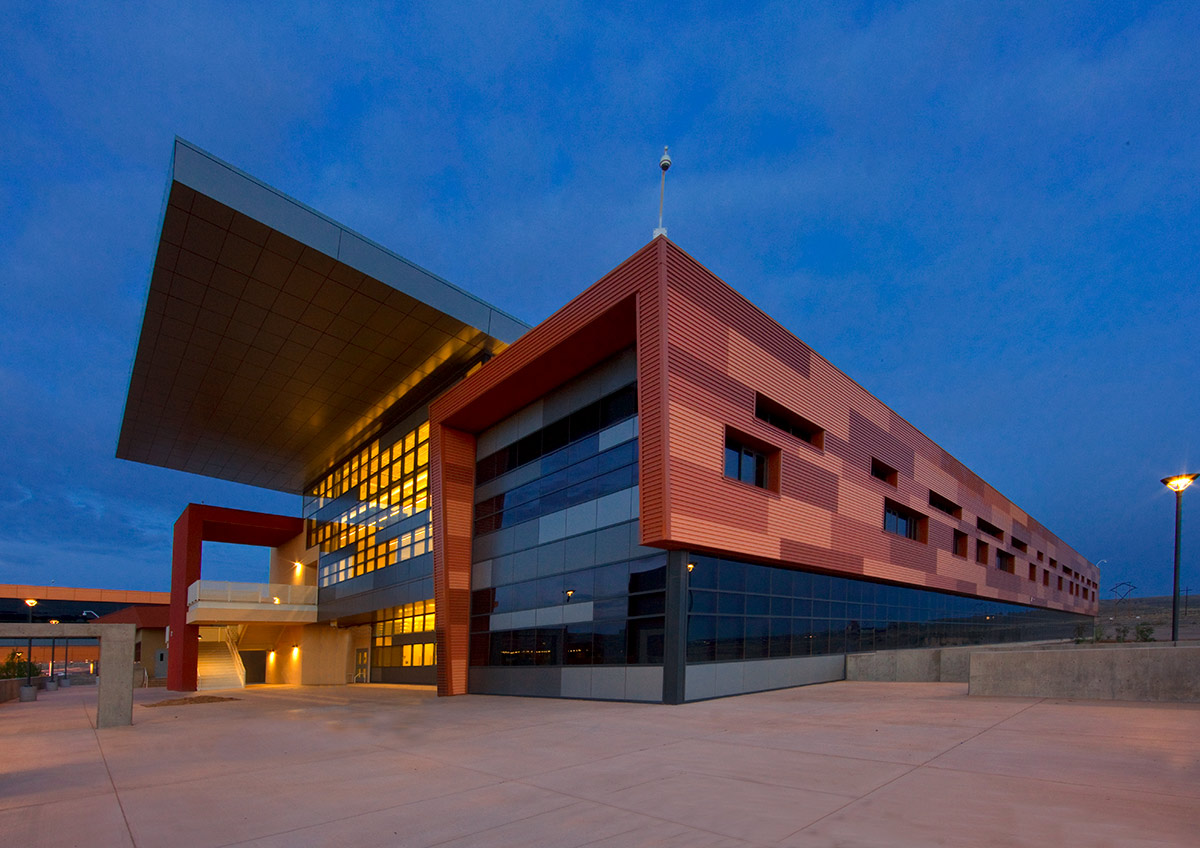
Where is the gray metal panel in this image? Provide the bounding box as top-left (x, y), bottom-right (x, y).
top-left (487, 311), bottom-right (531, 346)
top-left (171, 139), bottom-right (526, 338)
top-left (625, 666), bottom-right (664, 702)
top-left (467, 667), bottom-right (562, 697)
top-left (560, 667), bottom-right (592, 699)
top-left (336, 231), bottom-right (494, 333)
top-left (172, 141), bottom-right (342, 257)
top-left (683, 655), bottom-right (846, 701)
top-left (590, 667), bottom-right (627, 700)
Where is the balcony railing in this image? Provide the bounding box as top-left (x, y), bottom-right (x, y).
top-left (187, 580), bottom-right (317, 608)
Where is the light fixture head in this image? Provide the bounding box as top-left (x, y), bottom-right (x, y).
top-left (24, 598), bottom-right (37, 608)
top-left (659, 145), bottom-right (672, 171)
top-left (686, 562), bottom-right (695, 573)
top-left (49, 619), bottom-right (59, 625)
top-left (1162, 473), bottom-right (1199, 493)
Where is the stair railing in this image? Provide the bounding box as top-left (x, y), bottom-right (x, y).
top-left (224, 626), bottom-right (246, 688)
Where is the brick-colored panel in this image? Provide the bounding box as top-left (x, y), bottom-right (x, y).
top-left (432, 423), bottom-right (476, 696)
top-left (656, 239), bottom-right (1098, 615)
top-left (430, 234), bottom-right (1099, 698)
top-left (429, 240), bottom-right (666, 693)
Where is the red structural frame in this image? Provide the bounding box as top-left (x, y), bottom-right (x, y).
top-left (430, 237), bottom-right (1098, 696)
top-left (167, 504), bottom-right (303, 691)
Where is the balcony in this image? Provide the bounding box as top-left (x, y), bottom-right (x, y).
top-left (186, 580), bottom-right (318, 625)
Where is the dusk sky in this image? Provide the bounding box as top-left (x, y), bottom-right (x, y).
top-left (1, 2), bottom-right (1196, 597)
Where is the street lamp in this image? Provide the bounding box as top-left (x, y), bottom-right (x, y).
top-left (49, 620), bottom-right (59, 678)
top-left (24, 599), bottom-right (37, 686)
top-left (1161, 473), bottom-right (1199, 642)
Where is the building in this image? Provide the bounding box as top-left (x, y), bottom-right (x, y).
top-left (118, 139), bottom-right (1098, 702)
top-left (1, 584), bottom-right (170, 672)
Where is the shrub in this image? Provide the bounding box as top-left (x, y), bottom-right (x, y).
top-left (1135, 622), bottom-right (1155, 642)
top-left (0, 649), bottom-right (41, 680)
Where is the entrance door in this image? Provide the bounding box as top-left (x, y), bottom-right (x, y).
top-left (354, 648), bottom-right (368, 683)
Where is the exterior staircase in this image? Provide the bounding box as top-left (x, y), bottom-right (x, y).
top-left (196, 640), bottom-right (244, 691)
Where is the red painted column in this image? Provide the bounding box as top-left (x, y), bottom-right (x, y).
top-left (167, 505), bottom-right (203, 691)
top-left (431, 423), bottom-right (477, 696)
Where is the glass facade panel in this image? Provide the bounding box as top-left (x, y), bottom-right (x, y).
top-left (371, 600), bottom-right (437, 668)
top-left (305, 420), bottom-right (433, 588)
top-left (684, 555), bottom-right (1089, 664)
top-left (471, 376), bottom-right (663, 668)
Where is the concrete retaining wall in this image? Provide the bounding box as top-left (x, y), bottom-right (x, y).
top-left (968, 643), bottom-right (1200, 702)
top-left (845, 644), bottom-right (1036, 683)
top-left (1, 677), bottom-right (37, 703)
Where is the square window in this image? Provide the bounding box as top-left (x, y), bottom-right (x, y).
top-left (724, 429), bottom-right (777, 491)
top-left (871, 458), bottom-right (898, 486)
top-left (883, 499), bottom-right (927, 543)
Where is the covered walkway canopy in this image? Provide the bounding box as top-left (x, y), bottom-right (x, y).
top-left (117, 138), bottom-right (526, 494)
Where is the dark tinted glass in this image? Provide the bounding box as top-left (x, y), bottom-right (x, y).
top-left (564, 624), bottom-right (593, 664)
top-left (593, 621), bottom-right (627, 664)
top-left (715, 616), bottom-right (744, 661)
top-left (627, 616), bottom-right (665, 664)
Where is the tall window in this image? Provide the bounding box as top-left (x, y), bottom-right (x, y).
top-left (884, 499), bottom-right (926, 542)
top-left (725, 435), bottom-right (770, 489)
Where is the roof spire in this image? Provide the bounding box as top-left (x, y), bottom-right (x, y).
top-left (653, 146), bottom-right (671, 238)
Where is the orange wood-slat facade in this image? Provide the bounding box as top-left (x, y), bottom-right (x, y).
top-left (429, 237), bottom-right (1098, 695)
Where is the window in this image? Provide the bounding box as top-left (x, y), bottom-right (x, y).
top-left (754, 394), bottom-right (824, 449)
top-left (306, 420), bottom-right (431, 588)
top-left (725, 434), bottom-right (770, 490)
top-left (1049, 557), bottom-right (1058, 570)
top-left (1012, 537), bottom-right (1028, 553)
top-left (871, 458), bottom-right (898, 486)
top-left (884, 499), bottom-right (927, 542)
top-left (1028, 563), bottom-right (1037, 581)
top-left (929, 490), bottom-right (963, 518)
top-left (996, 550), bottom-right (1015, 574)
top-left (1037, 550), bottom-right (1044, 562)
top-left (953, 530), bottom-right (969, 558)
top-left (1043, 570), bottom-right (1050, 586)
top-left (976, 540), bottom-right (990, 565)
top-left (976, 517), bottom-right (1004, 541)
top-left (1057, 576), bottom-right (1063, 591)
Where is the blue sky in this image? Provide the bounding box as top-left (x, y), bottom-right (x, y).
top-left (1, 2), bottom-right (1196, 596)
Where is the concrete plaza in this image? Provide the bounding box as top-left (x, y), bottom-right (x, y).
top-left (1, 681), bottom-right (1196, 847)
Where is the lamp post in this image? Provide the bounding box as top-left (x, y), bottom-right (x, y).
top-left (49, 620), bottom-right (59, 678)
top-left (24, 599), bottom-right (37, 686)
top-left (1161, 473), bottom-right (1199, 642)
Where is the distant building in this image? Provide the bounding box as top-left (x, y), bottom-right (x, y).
top-left (1, 584), bottom-right (169, 672)
top-left (118, 140), bottom-right (1098, 701)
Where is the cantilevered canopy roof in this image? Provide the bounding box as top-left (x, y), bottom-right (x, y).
top-left (118, 139), bottom-right (526, 493)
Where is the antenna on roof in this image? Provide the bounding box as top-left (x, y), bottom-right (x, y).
top-left (653, 146), bottom-right (671, 238)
